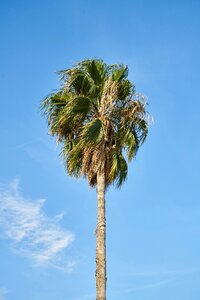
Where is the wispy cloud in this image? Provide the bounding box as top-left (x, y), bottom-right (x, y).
top-left (121, 277), bottom-right (176, 294)
top-left (67, 293), bottom-right (95, 300)
top-left (129, 268), bottom-right (199, 277)
top-left (62, 267), bottom-right (200, 299)
top-left (0, 179), bottom-right (75, 271)
top-left (113, 267), bottom-right (200, 296)
top-left (0, 288), bottom-right (7, 300)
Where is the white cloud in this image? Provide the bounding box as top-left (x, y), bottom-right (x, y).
top-left (0, 179), bottom-right (75, 271)
top-left (129, 268), bottom-right (199, 277)
top-left (68, 293), bottom-right (95, 300)
top-left (112, 267), bottom-right (200, 295)
top-left (121, 277), bottom-right (176, 293)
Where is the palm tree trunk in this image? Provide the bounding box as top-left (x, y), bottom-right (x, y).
top-left (96, 170), bottom-right (106, 300)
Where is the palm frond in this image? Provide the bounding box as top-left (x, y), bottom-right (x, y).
top-left (40, 92), bottom-right (66, 116)
top-left (64, 142), bottom-right (83, 177)
top-left (80, 118), bottom-right (104, 145)
top-left (118, 80), bottom-right (135, 100)
top-left (80, 59), bottom-right (106, 85)
top-left (112, 65), bottom-right (128, 82)
top-left (108, 151), bottom-right (128, 187)
top-left (132, 118), bottom-right (148, 145)
top-left (122, 128), bottom-right (139, 161)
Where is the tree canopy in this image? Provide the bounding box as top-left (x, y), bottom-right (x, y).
top-left (41, 59), bottom-right (151, 187)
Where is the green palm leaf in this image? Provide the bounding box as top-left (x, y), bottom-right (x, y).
top-left (108, 151), bottom-right (128, 187)
top-left (81, 118), bottom-right (103, 145)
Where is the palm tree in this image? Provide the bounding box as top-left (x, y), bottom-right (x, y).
top-left (41, 59), bottom-right (151, 300)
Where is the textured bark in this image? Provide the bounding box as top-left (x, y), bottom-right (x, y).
top-left (96, 171), bottom-right (106, 300)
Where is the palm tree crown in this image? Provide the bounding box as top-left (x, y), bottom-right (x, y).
top-left (41, 59), bottom-right (151, 187)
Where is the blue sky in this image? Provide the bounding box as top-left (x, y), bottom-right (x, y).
top-left (1, 0), bottom-right (200, 299)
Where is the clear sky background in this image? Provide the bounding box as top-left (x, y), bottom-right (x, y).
top-left (0, 0), bottom-right (200, 299)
